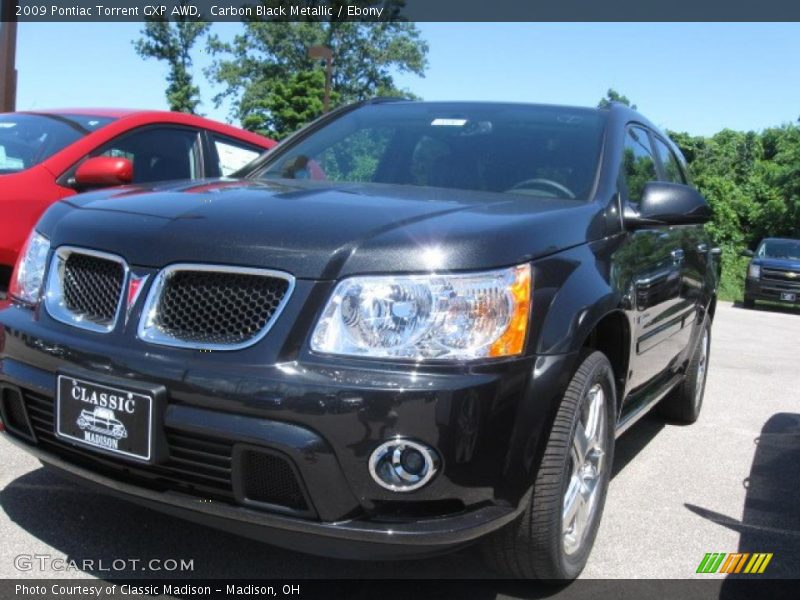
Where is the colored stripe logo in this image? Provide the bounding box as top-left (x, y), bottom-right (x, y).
top-left (697, 552), bottom-right (773, 574)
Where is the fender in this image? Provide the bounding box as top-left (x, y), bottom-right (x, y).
top-left (499, 237), bottom-right (632, 503)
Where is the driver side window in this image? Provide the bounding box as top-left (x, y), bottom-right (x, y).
top-left (621, 126), bottom-right (657, 205)
top-left (93, 127), bottom-right (200, 184)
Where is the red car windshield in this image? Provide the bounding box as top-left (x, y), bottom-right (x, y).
top-left (0, 113), bottom-right (115, 174)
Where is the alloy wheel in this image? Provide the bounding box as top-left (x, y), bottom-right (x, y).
top-left (562, 383), bottom-right (607, 555)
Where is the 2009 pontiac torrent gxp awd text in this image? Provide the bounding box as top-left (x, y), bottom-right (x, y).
top-left (0, 100), bottom-right (717, 579)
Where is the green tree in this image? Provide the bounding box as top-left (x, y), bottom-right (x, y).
top-left (134, 9), bottom-right (210, 114)
top-left (207, 19), bottom-right (428, 136)
top-left (666, 123), bottom-right (800, 302)
top-left (598, 88), bottom-right (637, 110)
top-left (248, 70), bottom-right (341, 140)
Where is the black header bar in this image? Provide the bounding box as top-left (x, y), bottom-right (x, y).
top-left (5, 0), bottom-right (800, 22)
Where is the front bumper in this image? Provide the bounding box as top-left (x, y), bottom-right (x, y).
top-left (0, 303), bottom-right (572, 558)
top-left (2, 430), bottom-right (521, 559)
top-left (745, 277), bottom-right (800, 303)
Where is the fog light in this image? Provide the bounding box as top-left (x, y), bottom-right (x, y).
top-left (368, 439), bottom-right (439, 492)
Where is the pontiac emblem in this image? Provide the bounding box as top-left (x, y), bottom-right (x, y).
top-left (125, 274), bottom-right (149, 322)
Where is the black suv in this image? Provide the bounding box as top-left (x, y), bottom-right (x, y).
top-left (743, 237), bottom-right (800, 308)
top-left (0, 100), bottom-right (717, 579)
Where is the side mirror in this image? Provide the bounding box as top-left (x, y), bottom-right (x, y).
top-left (74, 156), bottom-right (133, 188)
top-left (624, 182), bottom-right (712, 229)
top-left (740, 249), bottom-right (754, 258)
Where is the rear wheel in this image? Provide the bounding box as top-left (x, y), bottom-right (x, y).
top-left (659, 319), bottom-right (710, 424)
top-left (481, 350), bottom-right (616, 579)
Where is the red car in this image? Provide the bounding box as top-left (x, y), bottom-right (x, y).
top-left (0, 108), bottom-right (275, 295)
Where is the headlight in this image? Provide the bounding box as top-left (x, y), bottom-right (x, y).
top-left (311, 264), bottom-right (531, 360)
top-left (748, 263), bottom-right (761, 279)
top-left (9, 231), bottom-right (50, 305)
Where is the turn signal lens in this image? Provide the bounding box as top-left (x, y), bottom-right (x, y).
top-left (489, 264), bottom-right (531, 357)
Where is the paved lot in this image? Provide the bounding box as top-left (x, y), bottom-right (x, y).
top-left (1, 301), bottom-right (798, 589)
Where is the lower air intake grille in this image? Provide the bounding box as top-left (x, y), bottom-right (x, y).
top-left (0, 385), bottom-right (34, 440)
top-left (20, 391), bottom-right (235, 502)
top-left (238, 449), bottom-right (310, 513)
top-left (140, 266), bottom-right (293, 349)
top-left (62, 252), bottom-right (125, 325)
top-left (13, 390), bottom-right (314, 517)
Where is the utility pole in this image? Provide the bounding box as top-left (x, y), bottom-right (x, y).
top-left (0, 0), bottom-right (18, 112)
top-left (308, 45), bottom-right (333, 113)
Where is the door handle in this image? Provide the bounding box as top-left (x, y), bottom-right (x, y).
top-left (671, 248), bottom-right (685, 263)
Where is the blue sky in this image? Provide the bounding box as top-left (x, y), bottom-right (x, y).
top-left (13, 22), bottom-right (800, 136)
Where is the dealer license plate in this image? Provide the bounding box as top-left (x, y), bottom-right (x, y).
top-left (56, 375), bottom-right (154, 461)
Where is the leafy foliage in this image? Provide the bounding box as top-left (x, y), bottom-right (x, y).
top-left (598, 88), bottom-right (637, 110)
top-left (667, 125), bottom-right (800, 300)
top-left (244, 70), bottom-right (342, 140)
top-left (597, 88), bottom-right (799, 301)
top-left (206, 18), bottom-right (428, 138)
top-left (134, 8), bottom-right (210, 114)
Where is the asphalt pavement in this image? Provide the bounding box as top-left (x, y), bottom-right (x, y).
top-left (1, 301), bottom-right (798, 590)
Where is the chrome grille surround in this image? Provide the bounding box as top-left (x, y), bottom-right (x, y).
top-left (44, 246), bottom-right (128, 333)
top-left (137, 263), bottom-right (295, 351)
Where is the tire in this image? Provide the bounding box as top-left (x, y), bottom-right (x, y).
top-left (742, 296), bottom-right (755, 309)
top-left (481, 350), bottom-right (616, 579)
top-left (659, 318), bottom-right (711, 424)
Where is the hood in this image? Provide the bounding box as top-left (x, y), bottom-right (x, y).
top-left (38, 178), bottom-right (603, 279)
top-left (752, 257), bottom-right (800, 271)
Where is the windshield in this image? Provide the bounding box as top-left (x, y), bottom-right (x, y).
top-left (758, 239), bottom-right (800, 261)
top-left (0, 113), bottom-right (115, 174)
top-left (252, 102), bottom-right (606, 200)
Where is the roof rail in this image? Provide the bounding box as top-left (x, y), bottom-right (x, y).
top-left (365, 96), bottom-right (412, 105)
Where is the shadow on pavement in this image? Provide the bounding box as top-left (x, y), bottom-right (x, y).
top-left (612, 413), bottom-right (665, 479)
top-left (731, 301), bottom-right (800, 316)
top-left (684, 412), bottom-right (800, 592)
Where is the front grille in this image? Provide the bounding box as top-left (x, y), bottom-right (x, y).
top-left (63, 253), bottom-right (125, 325)
top-left (140, 265), bottom-right (293, 349)
top-left (45, 248), bottom-right (127, 333)
top-left (762, 268), bottom-right (800, 290)
top-left (239, 449), bottom-right (308, 512)
top-left (21, 391), bottom-right (235, 502)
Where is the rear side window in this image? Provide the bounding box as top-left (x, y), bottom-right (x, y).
top-left (212, 135), bottom-right (263, 176)
top-left (621, 127), bottom-right (657, 203)
top-left (653, 137), bottom-right (686, 184)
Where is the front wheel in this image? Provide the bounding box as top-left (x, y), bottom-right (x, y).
top-left (743, 296), bottom-right (755, 309)
top-left (481, 350), bottom-right (616, 579)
